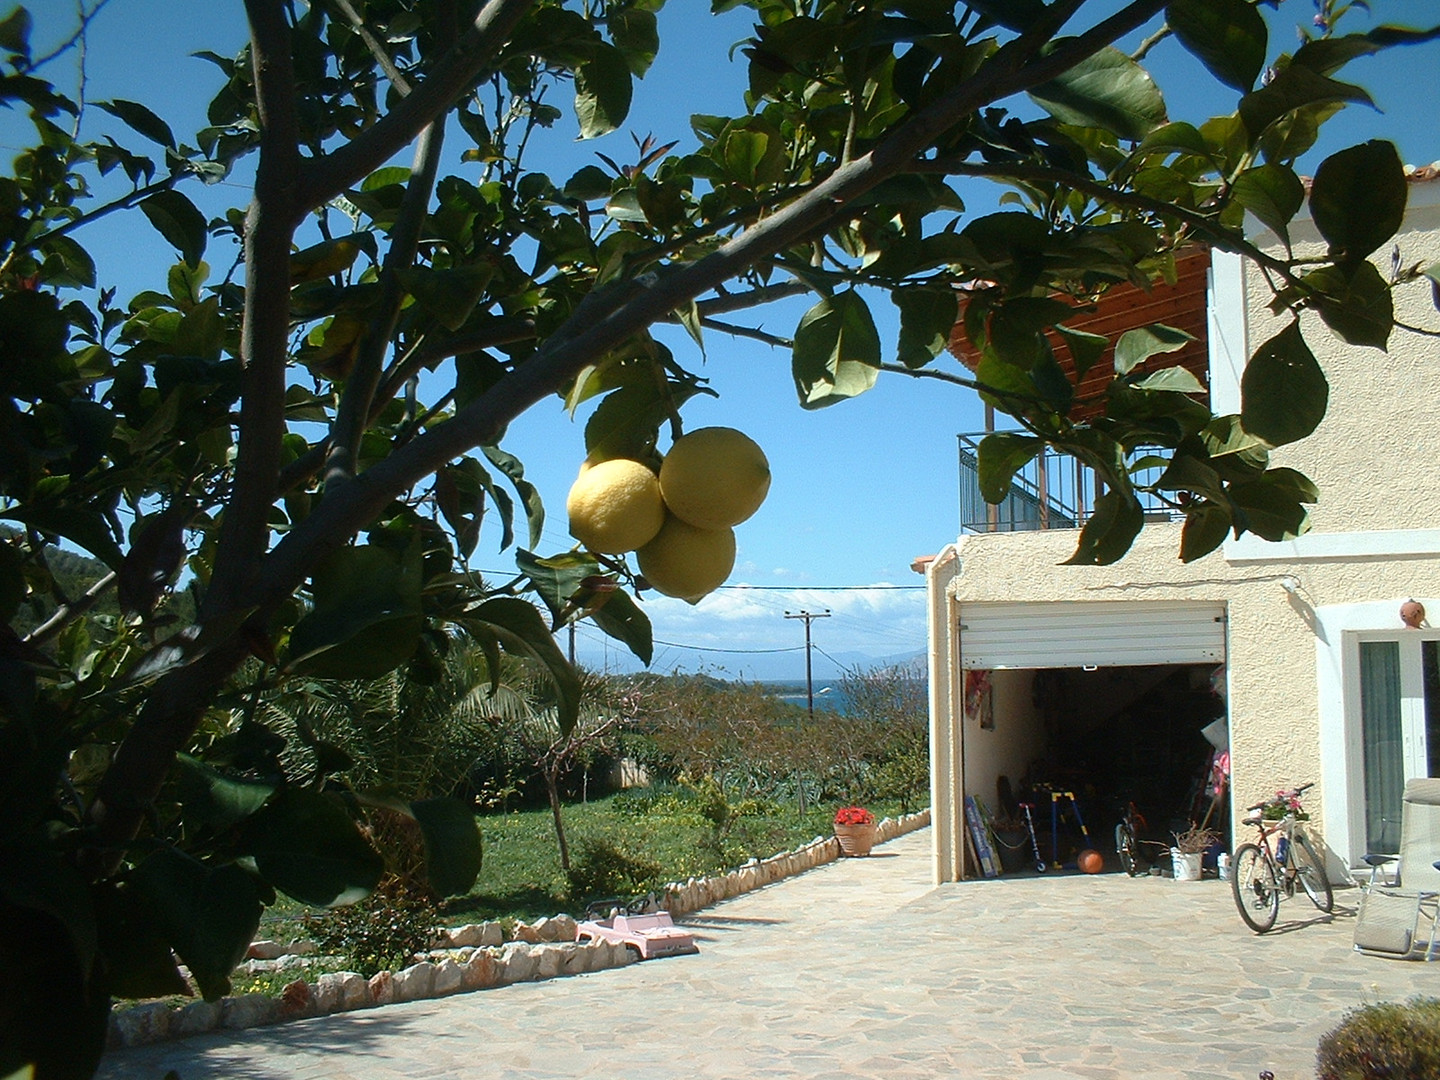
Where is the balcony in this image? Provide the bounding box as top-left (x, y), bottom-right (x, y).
top-left (958, 432), bottom-right (1181, 534)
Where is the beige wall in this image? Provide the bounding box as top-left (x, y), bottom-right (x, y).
top-left (1245, 202), bottom-right (1440, 534)
top-left (963, 669), bottom-right (1045, 815)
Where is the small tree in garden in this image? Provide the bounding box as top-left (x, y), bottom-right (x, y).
top-left (2, 2), bottom-right (1438, 1075)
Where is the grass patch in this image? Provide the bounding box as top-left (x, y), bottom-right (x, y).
top-left (257, 790), bottom-right (908, 940)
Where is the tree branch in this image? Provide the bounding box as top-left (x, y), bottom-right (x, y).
top-left (252, 0), bottom-right (1172, 606)
top-left (297, 0), bottom-right (536, 207)
top-left (325, 118), bottom-right (445, 487)
top-left (922, 158), bottom-right (1300, 283)
top-left (202, 0), bottom-right (304, 615)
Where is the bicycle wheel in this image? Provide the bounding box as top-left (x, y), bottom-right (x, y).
top-left (1291, 832), bottom-right (1334, 913)
top-left (1115, 823), bottom-right (1140, 877)
top-left (1231, 843), bottom-right (1280, 933)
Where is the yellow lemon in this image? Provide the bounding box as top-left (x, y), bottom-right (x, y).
top-left (566, 458), bottom-right (665, 553)
top-left (658, 427), bottom-right (770, 530)
top-left (636, 515), bottom-right (736, 602)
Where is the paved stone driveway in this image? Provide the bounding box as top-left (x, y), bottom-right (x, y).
top-left (98, 827), bottom-right (1436, 1080)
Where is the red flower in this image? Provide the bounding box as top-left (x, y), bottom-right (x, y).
top-left (834, 806), bottom-right (874, 826)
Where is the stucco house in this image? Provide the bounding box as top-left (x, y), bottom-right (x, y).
top-left (922, 172), bottom-right (1440, 884)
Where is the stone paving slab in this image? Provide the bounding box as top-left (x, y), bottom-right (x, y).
top-left (98, 828), bottom-right (1437, 1080)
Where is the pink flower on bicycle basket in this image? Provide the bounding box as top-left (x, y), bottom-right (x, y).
top-left (834, 806), bottom-right (875, 827)
top-left (1261, 790), bottom-right (1309, 821)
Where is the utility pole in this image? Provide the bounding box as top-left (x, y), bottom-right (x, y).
top-left (784, 609), bottom-right (831, 717)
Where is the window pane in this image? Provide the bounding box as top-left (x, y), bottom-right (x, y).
top-left (1426, 640), bottom-right (1440, 777)
top-left (1360, 640), bottom-right (1404, 852)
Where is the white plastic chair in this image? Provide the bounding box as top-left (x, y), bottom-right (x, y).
top-left (1353, 778), bottom-right (1440, 960)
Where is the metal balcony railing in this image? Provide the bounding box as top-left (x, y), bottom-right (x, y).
top-left (958, 432), bottom-right (1181, 534)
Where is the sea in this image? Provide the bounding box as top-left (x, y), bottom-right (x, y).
top-left (759, 679), bottom-right (854, 716)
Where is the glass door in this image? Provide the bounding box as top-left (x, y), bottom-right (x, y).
top-left (1358, 635), bottom-right (1440, 852)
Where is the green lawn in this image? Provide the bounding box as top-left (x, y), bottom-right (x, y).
top-left (252, 789), bottom-right (913, 943)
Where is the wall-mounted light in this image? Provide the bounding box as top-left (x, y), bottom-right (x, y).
top-left (1401, 599), bottom-right (1427, 629)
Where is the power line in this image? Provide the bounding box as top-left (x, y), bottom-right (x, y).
top-left (651, 638), bottom-right (804, 655)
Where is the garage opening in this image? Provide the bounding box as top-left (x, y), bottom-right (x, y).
top-left (958, 601), bottom-right (1229, 876)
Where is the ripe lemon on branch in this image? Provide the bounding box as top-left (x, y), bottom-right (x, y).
top-left (566, 458), bottom-right (665, 554)
top-left (659, 427), bottom-right (770, 530)
top-left (637, 515), bottom-right (736, 602)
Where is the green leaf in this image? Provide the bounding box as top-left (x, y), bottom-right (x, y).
top-left (1166, 0), bottom-right (1267, 92)
top-left (1063, 489), bottom-right (1144, 566)
top-left (1153, 452), bottom-right (1227, 503)
top-left (0, 8), bottom-right (31, 55)
top-left (586, 586), bottom-right (653, 666)
top-left (1180, 501), bottom-right (1233, 562)
top-left (1113, 323), bottom-right (1193, 375)
top-left (574, 43), bottom-right (633, 138)
top-left (1302, 261), bottom-right (1394, 348)
top-left (517, 548), bottom-right (600, 621)
top-left (1238, 65), bottom-right (1372, 142)
top-left (287, 541), bottom-right (423, 680)
top-left (976, 433), bottom-right (1044, 505)
top-left (1029, 45), bottom-right (1167, 141)
top-left (240, 789), bottom-right (383, 909)
top-left (564, 164), bottom-right (614, 201)
top-left (1232, 164), bottom-right (1305, 247)
top-left (174, 754), bottom-right (275, 830)
top-left (1055, 325), bottom-right (1108, 380)
top-left (482, 444), bottom-right (545, 552)
top-left (139, 189), bottom-right (207, 267)
top-left (609, 9), bottom-right (660, 76)
top-left (95, 99), bottom-right (176, 150)
top-left (0, 506), bottom-right (123, 570)
top-left (410, 798), bottom-right (483, 898)
top-left (128, 849), bottom-right (265, 1000)
top-left (893, 287), bottom-right (958, 369)
top-left (93, 884), bottom-right (190, 1000)
top-left (1229, 475), bottom-right (1312, 541)
top-left (1309, 140), bottom-right (1407, 264)
top-left (463, 597), bottom-right (581, 736)
top-left (1130, 366), bottom-right (1205, 394)
top-left (791, 291), bottom-right (881, 409)
top-left (964, 0), bottom-right (1046, 31)
top-left (396, 264), bottom-right (494, 333)
top-left (1240, 322), bottom-right (1328, 447)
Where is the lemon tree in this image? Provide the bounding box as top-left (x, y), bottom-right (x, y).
top-left (3, 3), bottom-right (1436, 1074)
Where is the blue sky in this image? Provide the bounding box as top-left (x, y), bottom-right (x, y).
top-left (16, 1), bottom-right (1440, 679)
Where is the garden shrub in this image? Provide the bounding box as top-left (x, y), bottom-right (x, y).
top-left (1316, 997), bottom-right (1440, 1080)
top-left (565, 837), bottom-right (662, 905)
top-left (310, 881), bottom-right (439, 978)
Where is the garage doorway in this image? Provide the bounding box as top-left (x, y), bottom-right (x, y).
top-left (957, 601), bottom-right (1229, 874)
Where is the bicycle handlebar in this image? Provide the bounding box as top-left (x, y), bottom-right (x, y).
top-left (1244, 782), bottom-right (1315, 813)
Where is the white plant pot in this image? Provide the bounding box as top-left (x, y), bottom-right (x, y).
top-left (1171, 848), bottom-right (1203, 881)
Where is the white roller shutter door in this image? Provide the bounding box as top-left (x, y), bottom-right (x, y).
top-left (959, 600), bottom-right (1226, 669)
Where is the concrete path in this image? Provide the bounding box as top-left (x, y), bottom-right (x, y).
top-left (99, 827), bottom-right (1437, 1080)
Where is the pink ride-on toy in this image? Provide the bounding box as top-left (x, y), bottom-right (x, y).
top-left (575, 898), bottom-right (699, 960)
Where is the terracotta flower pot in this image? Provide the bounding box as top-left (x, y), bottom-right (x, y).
top-left (835, 821), bottom-right (878, 857)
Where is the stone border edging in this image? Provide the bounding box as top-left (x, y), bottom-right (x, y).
top-left (107, 809), bottom-right (930, 1050)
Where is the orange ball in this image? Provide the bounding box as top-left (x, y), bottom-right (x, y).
top-left (1077, 849), bottom-right (1104, 874)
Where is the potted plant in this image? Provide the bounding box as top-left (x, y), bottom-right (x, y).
top-left (1170, 824), bottom-right (1219, 881)
top-left (834, 805), bottom-right (878, 857)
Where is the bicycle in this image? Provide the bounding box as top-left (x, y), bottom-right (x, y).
top-left (1230, 782), bottom-right (1334, 933)
top-left (1114, 801), bottom-right (1169, 876)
